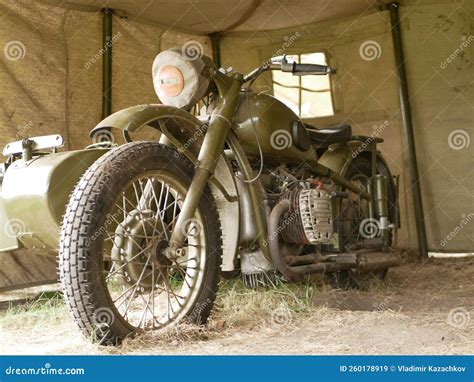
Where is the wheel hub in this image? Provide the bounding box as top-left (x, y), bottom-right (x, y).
top-left (112, 209), bottom-right (170, 292)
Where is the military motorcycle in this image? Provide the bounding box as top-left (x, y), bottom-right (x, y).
top-left (0, 49), bottom-right (399, 344)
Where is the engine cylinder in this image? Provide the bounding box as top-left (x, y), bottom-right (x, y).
top-left (279, 188), bottom-right (333, 245)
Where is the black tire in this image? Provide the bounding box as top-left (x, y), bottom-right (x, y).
top-left (328, 156), bottom-right (396, 289)
top-left (59, 142), bottom-right (222, 345)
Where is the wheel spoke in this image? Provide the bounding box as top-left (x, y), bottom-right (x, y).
top-left (150, 184), bottom-right (172, 241)
top-left (102, 171), bottom-right (206, 330)
top-left (120, 193), bottom-right (164, 240)
top-left (122, 253), bottom-right (153, 318)
top-left (170, 259), bottom-right (193, 289)
top-left (105, 242), bottom-right (154, 281)
top-left (105, 209), bottom-right (146, 250)
top-left (60, 144), bottom-right (218, 344)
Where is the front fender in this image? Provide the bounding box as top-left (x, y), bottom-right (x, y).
top-left (92, 104), bottom-right (240, 272)
top-left (92, 104), bottom-right (200, 137)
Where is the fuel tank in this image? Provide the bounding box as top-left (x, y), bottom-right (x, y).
top-left (0, 148), bottom-right (108, 253)
top-left (234, 92), bottom-right (317, 164)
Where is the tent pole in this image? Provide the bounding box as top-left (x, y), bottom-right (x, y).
top-left (209, 32), bottom-right (221, 68)
top-left (387, 2), bottom-right (428, 258)
top-left (102, 8), bottom-right (113, 119)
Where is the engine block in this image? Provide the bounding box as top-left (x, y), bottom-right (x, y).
top-left (279, 188), bottom-right (333, 245)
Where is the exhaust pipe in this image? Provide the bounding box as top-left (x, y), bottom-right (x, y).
top-left (268, 200), bottom-right (302, 281)
top-left (357, 251), bottom-right (400, 273)
top-left (267, 200), bottom-right (400, 280)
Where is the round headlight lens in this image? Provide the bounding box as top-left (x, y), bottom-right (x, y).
top-left (152, 48), bottom-right (210, 109)
top-left (157, 65), bottom-right (184, 97)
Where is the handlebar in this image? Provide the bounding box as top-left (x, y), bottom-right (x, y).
top-left (243, 58), bottom-right (336, 82)
top-left (281, 61), bottom-right (336, 75)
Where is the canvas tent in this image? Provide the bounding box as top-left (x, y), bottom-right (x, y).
top-left (0, 0), bottom-right (472, 290)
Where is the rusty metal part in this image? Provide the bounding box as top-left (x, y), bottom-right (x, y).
top-left (268, 200), bottom-right (400, 280)
top-left (357, 251), bottom-right (400, 273)
top-left (284, 252), bottom-right (322, 266)
top-left (268, 199), bottom-right (302, 281)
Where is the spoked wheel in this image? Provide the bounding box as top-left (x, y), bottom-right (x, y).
top-left (60, 142), bottom-right (222, 345)
top-left (327, 156), bottom-right (395, 289)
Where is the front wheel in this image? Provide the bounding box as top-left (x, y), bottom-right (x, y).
top-left (59, 142), bottom-right (222, 344)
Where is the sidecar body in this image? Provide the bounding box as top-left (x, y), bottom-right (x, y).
top-left (0, 135), bottom-right (108, 289)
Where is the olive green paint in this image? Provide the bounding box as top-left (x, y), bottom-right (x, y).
top-left (0, 149), bottom-right (108, 251)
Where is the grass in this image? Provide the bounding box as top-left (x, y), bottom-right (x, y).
top-left (0, 291), bottom-right (67, 332)
top-left (214, 276), bottom-right (321, 326)
top-left (0, 273), bottom-right (344, 340)
top-left (112, 276), bottom-right (330, 353)
top-left (0, 269), bottom-right (396, 339)
top-left (0, 261), bottom-right (423, 351)
top-left (2, 260), bottom-right (474, 355)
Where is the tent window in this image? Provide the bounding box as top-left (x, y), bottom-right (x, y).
top-left (271, 53), bottom-right (334, 118)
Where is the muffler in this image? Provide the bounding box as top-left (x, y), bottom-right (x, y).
top-left (356, 251), bottom-right (400, 273)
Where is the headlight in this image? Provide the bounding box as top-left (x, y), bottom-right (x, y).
top-left (152, 48), bottom-right (210, 110)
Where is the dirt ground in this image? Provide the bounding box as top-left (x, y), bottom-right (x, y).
top-left (0, 258), bottom-right (473, 355)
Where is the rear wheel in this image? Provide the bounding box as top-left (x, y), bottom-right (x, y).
top-left (60, 142), bottom-right (222, 344)
top-left (328, 156), bottom-right (395, 289)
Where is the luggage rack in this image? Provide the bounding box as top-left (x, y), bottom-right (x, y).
top-left (2, 134), bottom-right (64, 161)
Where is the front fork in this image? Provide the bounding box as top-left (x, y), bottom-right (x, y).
top-left (167, 71), bottom-right (243, 253)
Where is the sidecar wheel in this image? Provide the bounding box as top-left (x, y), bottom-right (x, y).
top-left (59, 142), bottom-right (222, 345)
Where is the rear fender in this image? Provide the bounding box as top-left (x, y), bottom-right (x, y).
top-left (318, 141), bottom-right (397, 223)
top-left (318, 141), bottom-right (392, 179)
top-left (92, 104), bottom-right (240, 272)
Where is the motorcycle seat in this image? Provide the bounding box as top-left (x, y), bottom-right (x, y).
top-left (305, 124), bottom-right (352, 146)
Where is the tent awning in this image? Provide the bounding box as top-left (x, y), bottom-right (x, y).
top-left (38, 0), bottom-right (390, 34)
